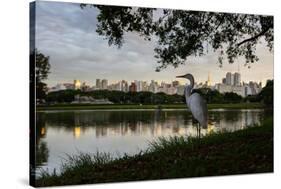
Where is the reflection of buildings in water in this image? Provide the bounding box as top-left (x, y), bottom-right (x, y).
top-left (36, 113), bottom-right (47, 139)
top-left (218, 119), bottom-right (239, 132)
top-left (38, 126), bottom-right (47, 139)
top-left (214, 111), bottom-right (261, 132)
top-left (108, 123), bottom-right (122, 136)
top-left (41, 127), bottom-right (46, 136)
top-left (73, 111), bottom-right (111, 127)
top-left (128, 122), bottom-right (137, 132)
top-left (74, 113), bottom-right (81, 126)
top-left (156, 122), bottom-right (163, 136)
top-left (48, 111), bottom-right (204, 138)
top-left (72, 126), bottom-right (91, 139)
top-left (45, 110), bottom-right (263, 140)
top-left (91, 115), bottom-right (197, 138)
top-left (73, 126), bottom-right (81, 139)
top-left (120, 123), bottom-right (126, 136)
top-left (95, 126), bottom-right (108, 138)
top-left (150, 117), bottom-right (195, 137)
top-left (244, 111), bottom-right (260, 128)
top-left (241, 111), bottom-right (259, 129)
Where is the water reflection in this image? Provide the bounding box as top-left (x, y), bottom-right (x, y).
top-left (35, 113), bottom-right (49, 172)
top-left (35, 109), bottom-right (265, 176)
top-left (73, 126), bottom-right (81, 139)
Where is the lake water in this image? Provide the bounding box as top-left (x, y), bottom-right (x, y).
top-left (35, 109), bottom-right (266, 176)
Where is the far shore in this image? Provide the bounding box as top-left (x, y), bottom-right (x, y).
top-left (36, 103), bottom-right (265, 111)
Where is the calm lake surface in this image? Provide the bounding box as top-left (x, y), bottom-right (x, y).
top-left (35, 109), bottom-right (266, 176)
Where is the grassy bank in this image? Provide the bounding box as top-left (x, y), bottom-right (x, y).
top-left (36, 103), bottom-right (264, 111)
top-left (36, 117), bottom-right (273, 187)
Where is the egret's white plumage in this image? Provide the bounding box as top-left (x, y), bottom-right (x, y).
top-left (177, 74), bottom-right (208, 129)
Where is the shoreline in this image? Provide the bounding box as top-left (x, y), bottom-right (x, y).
top-left (36, 103), bottom-right (265, 111)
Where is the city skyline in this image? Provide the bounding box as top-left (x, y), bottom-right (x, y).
top-left (47, 71), bottom-right (262, 89)
top-left (49, 71), bottom-right (263, 98)
top-left (36, 1), bottom-right (273, 88)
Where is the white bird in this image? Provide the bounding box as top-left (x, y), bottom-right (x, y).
top-left (176, 74), bottom-right (208, 131)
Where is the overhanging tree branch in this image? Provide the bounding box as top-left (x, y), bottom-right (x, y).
top-left (236, 26), bottom-right (272, 47)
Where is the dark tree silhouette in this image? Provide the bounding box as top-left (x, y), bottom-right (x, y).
top-left (81, 4), bottom-right (273, 71)
top-left (32, 49), bottom-right (51, 102)
top-left (35, 49), bottom-right (50, 83)
top-left (258, 80), bottom-right (273, 105)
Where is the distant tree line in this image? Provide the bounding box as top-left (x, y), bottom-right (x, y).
top-left (192, 88), bottom-right (243, 104)
top-left (44, 80), bottom-right (273, 105)
top-left (46, 90), bottom-right (184, 104)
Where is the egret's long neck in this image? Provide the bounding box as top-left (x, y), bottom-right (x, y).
top-left (187, 75), bottom-right (194, 89)
top-left (184, 86), bottom-right (192, 98)
top-left (185, 75), bottom-right (194, 100)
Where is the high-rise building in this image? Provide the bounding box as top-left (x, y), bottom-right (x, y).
top-left (101, 79), bottom-right (108, 89)
top-left (96, 79), bottom-right (101, 89)
top-left (217, 83), bottom-right (246, 97)
top-left (149, 80), bottom-right (158, 93)
top-left (108, 82), bottom-right (121, 91)
top-left (134, 80), bottom-right (143, 92)
top-left (226, 72), bottom-right (235, 85)
top-left (121, 80), bottom-right (128, 92)
top-left (226, 72), bottom-right (232, 85)
top-left (142, 81), bottom-right (149, 91)
top-left (234, 72), bottom-right (241, 86)
top-left (129, 82), bottom-right (137, 92)
top-left (222, 78), bottom-right (226, 84)
top-left (231, 74), bottom-right (235, 85)
top-left (74, 79), bottom-right (81, 90)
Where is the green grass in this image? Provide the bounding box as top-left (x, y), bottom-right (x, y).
top-left (35, 117), bottom-right (273, 187)
top-left (36, 103), bottom-right (264, 111)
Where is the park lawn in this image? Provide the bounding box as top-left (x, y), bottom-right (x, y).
top-left (36, 103), bottom-right (264, 111)
top-left (35, 117), bottom-right (273, 187)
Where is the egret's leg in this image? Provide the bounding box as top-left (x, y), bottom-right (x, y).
top-left (195, 122), bottom-right (201, 139)
top-left (195, 123), bottom-right (199, 138)
top-left (198, 123), bottom-right (201, 139)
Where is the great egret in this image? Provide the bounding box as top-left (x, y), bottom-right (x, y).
top-left (176, 74), bottom-right (208, 134)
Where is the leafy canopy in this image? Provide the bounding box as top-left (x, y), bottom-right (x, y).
top-left (34, 49), bottom-right (51, 83)
top-left (81, 4), bottom-right (273, 71)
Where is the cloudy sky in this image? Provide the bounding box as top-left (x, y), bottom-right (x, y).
top-left (35, 1), bottom-right (274, 87)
